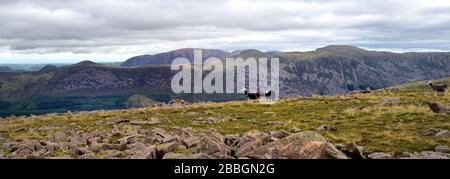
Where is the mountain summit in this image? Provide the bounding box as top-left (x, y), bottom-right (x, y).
top-left (121, 48), bottom-right (230, 66)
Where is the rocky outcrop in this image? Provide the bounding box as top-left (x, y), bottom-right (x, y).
top-left (235, 131), bottom-right (349, 159)
top-left (0, 125), bottom-right (350, 159)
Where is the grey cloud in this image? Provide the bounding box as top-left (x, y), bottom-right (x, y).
top-left (0, 0), bottom-right (450, 56)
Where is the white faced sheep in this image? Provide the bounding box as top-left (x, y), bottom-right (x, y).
top-left (427, 81), bottom-right (448, 96)
top-left (264, 90), bottom-right (273, 102)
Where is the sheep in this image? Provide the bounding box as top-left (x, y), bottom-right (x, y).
top-left (242, 88), bottom-right (261, 101)
top-left (264, 90), bottom-right (273, 102)
top-left (427, 81), bottom-right (448, 96)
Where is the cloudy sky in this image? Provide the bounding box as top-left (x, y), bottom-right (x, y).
top-left (1, 0), bottom-right (450, 63)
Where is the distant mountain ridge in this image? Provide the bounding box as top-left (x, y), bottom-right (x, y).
top-left (121, 48), bottom-right (230, 66)
top-left (1, 45), bottom-right (450, 116)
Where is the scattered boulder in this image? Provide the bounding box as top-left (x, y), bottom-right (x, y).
top-left (241, 132), bottom-right (349, 159)
top-left (129, 143), bottom-right (157, 159)
top-left (367, 152), bottom-right (393, 159)
top-left (381, 98), bottom-right (401, 104)
top-left (224, 134), bottom-right (240, 147)
top-left (435, 145), bottom-right (450, 153)
top-left (11, 147), bottom-right (33, 159)
top-left (182, 137), bottom-right (200, 148)
top-left (435, 130), bottom-right (450, 138)
top-left (268, 130), bottom-right (290, 139)
top-left (193, 137), bottom-right (222, 154)
top-left (288, 128), bottom-right (301, 133)
top-left (336, 142), bottom-right (365, 159)
top-left (316, 125), bottom-right (337, 131)
top-left (115, 119), bottom-right (131, 124)
top-left (423, 128), bottom-right (450, 137)
top-left (234, 139), bottom-right (263, 158)
top-left (162, 152), bottom-right (189, 159)
top-left (268, 121), bottom-right (283, 126)
top-left (237, 130), bottom-right (269, 147)
top-left (100, 150), bottom-right (122, 159)
top-left (162, 135), bottom-right (179, 144)
top-left (263, 112), bottom-right (276, 115)
top-left (188, 153), bottom-right (214, 159)
top-left (130, 120), bottom-right (149, 125)
top-left (156, 142), bottom-right (178, 158)
top-left (79, 153), bottom-right (97, 159)
top-left (42, 141), bottom-right (60, 152)
top-left (402, 151), bottom-right (450, 159)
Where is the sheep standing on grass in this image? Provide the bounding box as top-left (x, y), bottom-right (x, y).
top-left (242, 88), bottom-right (261, 101)
top-left (427, 81), bottom-right (448, 96)
top-left (264, 90), bottom-right (273, 102)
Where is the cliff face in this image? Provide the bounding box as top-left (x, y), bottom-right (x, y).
top-left (279, 51), bottom-right (450, 96)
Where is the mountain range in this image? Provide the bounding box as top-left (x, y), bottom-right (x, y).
top-left (1, 45), bottom-right (450, 116)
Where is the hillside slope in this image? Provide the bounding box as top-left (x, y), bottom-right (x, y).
top-left (0, 85), bottom-right (449, 159)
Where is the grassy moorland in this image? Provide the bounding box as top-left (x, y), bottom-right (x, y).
top-left (0, 78), bottom-right (449, 156)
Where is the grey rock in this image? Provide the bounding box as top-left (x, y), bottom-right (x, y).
top-left (79, 153), bottom-right (97, 159)
top-left (368, 152), bottom-right (393, 159)
top-left (405, 151), bottom-right (450, 159)
top-left (44, 142), bottom-right (60, 152)
top-left (268, 121), bottom-right (283, 126)
top-left (316, 125), bottom-right (337, 131)
top-left (288, 128), bottom-right (301, 133)
top-left (435, 145), bottom-right (450, 153)
top-left (269, 130), bottom-right (290, 139)
top-left (193, 137), bottom-right (221, 154)
top-left (224, 134), bottom-right (240, 147)
top-left (237, 130), bottom-right (268, 147)
top-left (130, 120), bottom-right (150, 125)
top-left (162, 152), bottom-right (188, 159)
top-left (381, 98), bottom-right (402, 103)
top-left (156, 142), bottom-right (178, 158)
top-left (100, 150), bottom-right (122, 159)
top-left (182, 136), bottom-right (200, 148)
top-left (234, 139), bottom-right (263, 158)
top-left (73, 147), bottom-right (90, 156)
top-left (162, 135), bottom-right (179, 144)
top-left (423, 128), bottom-right (446, 136)
top-left (337, 142), bottom-right (365, 159)
top-left (435, 130), bottom-right (450, 138)
top-left (241, 132), bottom-right (348, 159)
top-left (187, 153), bottom-right (214, 159)
top-left (11, 147), bottom-right (33, 159)
top-left (263, 112), bottom-right (276, 115)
